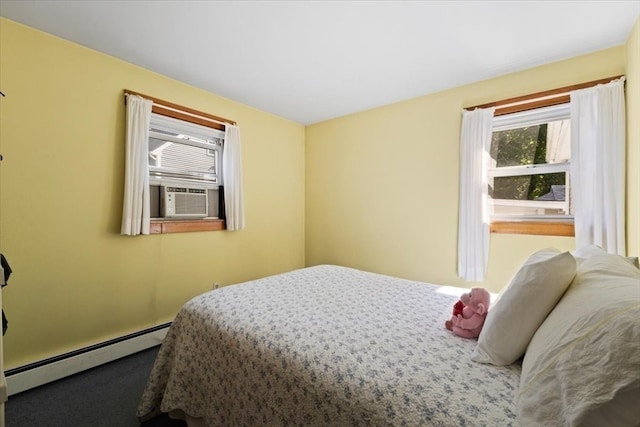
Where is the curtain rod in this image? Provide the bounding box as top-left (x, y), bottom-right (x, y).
top-left (466, 75), bottom-right (624, 116)
top-left (124, 90), bottom-right (236, 128)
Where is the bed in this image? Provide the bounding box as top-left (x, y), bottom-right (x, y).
top-left (137, 245), bottom-right (640, 427)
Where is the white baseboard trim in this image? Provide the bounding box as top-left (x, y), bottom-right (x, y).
top-left (5, 323), bottom-right (170, 396)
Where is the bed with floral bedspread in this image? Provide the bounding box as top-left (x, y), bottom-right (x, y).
top-left (137, 265), bottom-right (521, 426)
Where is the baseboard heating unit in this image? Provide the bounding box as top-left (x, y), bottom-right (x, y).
top-left (4, 323), bottom-right (170, 396)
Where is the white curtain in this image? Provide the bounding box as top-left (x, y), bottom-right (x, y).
top-left (222, 125), bottom-right (246, 231)
top-left (457, 107), bottom-right (495, 281)
top-left (121, 95), bottom-right (153, 236)
top-left (570, 77), bottom-right (626, 255)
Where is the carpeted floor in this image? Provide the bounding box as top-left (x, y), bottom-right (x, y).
top-left (5, 346), bottom-right (185, 427)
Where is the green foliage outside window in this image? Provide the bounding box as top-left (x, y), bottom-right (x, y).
top-left (490, 124), bottom-right (565, 201)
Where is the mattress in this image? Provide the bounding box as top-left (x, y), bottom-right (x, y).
top-left (137, 265), bottom-right (521, 426)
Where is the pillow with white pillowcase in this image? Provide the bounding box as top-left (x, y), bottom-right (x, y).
top-left (471, 248), bottom-right (576, 366)
top-left (517, 245), bottom-right (640, 426)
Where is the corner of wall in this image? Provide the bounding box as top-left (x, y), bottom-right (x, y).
top-left (625, 16), bottom-right (640, 257)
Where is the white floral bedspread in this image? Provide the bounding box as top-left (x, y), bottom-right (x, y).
top-left (137, 265), bottom-right (520, 426)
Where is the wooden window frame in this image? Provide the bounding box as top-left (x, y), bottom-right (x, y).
top-left (125, 90), bottom-right (234, 234)
top-left (466, 75), bottom-right (623, 237)
top-left (491, 221), bottom-right (574, 237)
top-left (149, 218), bottom-right (226, 234)
top-left (468, 76), bottom-right (623, 117)
top-left (125, 90), bottom-right (236, 129)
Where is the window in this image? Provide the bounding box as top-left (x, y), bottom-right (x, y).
top-left (147, 113), bottom-right (225, 220)
top-left (488, 104), bottom-right (571, 222)
top-left (463, 75), bottom-right (622, 237)
top-left (458, 76), bottom-right (624, 282)
top-left (122, 90), bottom-right (244, 236)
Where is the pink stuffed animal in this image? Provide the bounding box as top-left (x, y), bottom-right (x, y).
top-left (444, 288), bottom-right (490, 339)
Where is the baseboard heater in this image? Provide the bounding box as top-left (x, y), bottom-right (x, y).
top-left (4, 322), bottom-right (171, 396)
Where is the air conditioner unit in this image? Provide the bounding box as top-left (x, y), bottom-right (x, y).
top-left (161, 185), bottom-right (208, 218)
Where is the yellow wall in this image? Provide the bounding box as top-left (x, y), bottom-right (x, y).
top-left (306, 46), bottom-right (632, 293)
top-left (626, 17), bottom-right (640, 258)
top-left (0, 19), bottom-right (306, 369)
top-left (1, 16), bottom-right (638, 371)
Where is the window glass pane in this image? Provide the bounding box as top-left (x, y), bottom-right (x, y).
top-left (490, 173), bottom-right (569, 217)
top-left (149, 136), bottom-right (219, 181)
top-left (491, 172), bottom-right (565, 200)
top-left (491, 125), bottom-right (541, 167)
top-left (148, 114), bottom-right (223, 187)
top-left (490, 119), bottom-right (570, 167)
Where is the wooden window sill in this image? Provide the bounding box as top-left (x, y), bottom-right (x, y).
top-left (150, 219), bottom-right (226, 234)
top-left (491, 221), bottom-right (575, 237)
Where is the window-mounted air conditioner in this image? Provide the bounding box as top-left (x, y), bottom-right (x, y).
top-left (161, 185), bottom-right (208, 218)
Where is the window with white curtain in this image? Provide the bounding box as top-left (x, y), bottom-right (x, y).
top-left (458, 76), bottom-right (625, 280)
top-left (122, 90), bottom-right (244, 235)
top-left (489, 104), bottom-right (572, 222)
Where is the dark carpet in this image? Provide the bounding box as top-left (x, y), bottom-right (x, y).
top-left (5, 346), bottom-right (185, 427)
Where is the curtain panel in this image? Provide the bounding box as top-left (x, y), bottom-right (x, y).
top-left (457, 107), bottom-right (495, 281)
top-left (223, 125), bottom-right (246, 231)
top-left (121, 95), bottom-right (153, 236)
top-left (570, 77), bottom-right (626, 255)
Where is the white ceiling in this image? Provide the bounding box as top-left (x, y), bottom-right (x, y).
top-left (1, 1), bottom-right (639, 125)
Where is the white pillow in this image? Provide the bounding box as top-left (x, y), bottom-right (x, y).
top-left (518, 246), bottom-right (640, 426)
top-left (574, 245), bottom-right (639, 269)
top-left (472, 248), bottom-right (576, 366)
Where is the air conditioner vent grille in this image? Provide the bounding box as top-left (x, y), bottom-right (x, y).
top-left (162, 186), bottom-right (208, 218)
